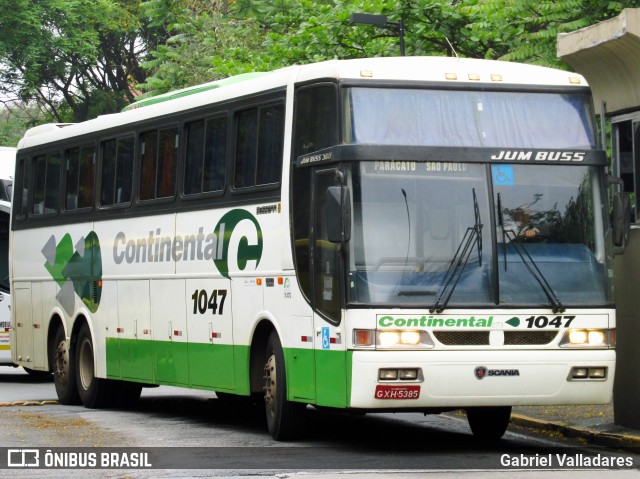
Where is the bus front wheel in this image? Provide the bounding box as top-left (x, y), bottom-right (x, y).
top-left (75, 323), bottom-right (115, 408)
top-left (263, 331), bottom-right (305, 440)
top-left (466, 406), bottom-right (512, 441)
top-left (51, 325), bottom-right (80, 405)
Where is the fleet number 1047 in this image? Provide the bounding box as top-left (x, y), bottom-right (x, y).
top-left (524, 315), bottom-right (575, 328)
top-left (191, 289), bottom-right (227, 315)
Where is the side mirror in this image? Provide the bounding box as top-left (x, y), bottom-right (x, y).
top-left (612, 191), bottom-right (630, 253)
top-left (326, 185), bottom-right (351, 243)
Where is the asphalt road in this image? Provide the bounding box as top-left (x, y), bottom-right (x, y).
top-left (0, 366), bottom-right (638, 478)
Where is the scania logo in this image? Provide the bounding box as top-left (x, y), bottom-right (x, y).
top-left (474, 366), bottom-right (487, 380)
top-left (475, 366), bottom-right (520, 379)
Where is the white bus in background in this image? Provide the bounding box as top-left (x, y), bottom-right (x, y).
top-left (10, 57), bottom-right (624, 440)
top-left (0, 146), bottom-right (15, 366)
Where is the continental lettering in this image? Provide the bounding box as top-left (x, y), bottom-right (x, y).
top-left (114, 227), bottom-right (218, 264)
top-left (378, 315), bottom-right (493, 328)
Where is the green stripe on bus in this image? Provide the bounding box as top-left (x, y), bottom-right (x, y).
top-left (106, 338), bottom-right (250, 394)
top-left (107, 339), bottom-right (352, 407)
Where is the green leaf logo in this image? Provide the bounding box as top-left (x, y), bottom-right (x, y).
top-left (506, 317), bottom-right (520, 328)
top-left (43, 232), bottom-right (102, 314)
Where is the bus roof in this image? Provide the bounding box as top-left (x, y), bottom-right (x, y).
top-left (18, 57), bottom-right (588, 151)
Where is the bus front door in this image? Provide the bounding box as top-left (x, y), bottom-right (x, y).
top-left (312, 168), bottom-right (348, 408)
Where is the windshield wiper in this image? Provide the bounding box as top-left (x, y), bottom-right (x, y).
top-left (497, 193), bottom-right (565, 313)
top-left (430, 189), bottom-right (483, 313)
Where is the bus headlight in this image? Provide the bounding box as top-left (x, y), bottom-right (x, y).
top-left (559, 329), bottom-right (614, 348)
top-left (353, 329), bottom-right (434, 349)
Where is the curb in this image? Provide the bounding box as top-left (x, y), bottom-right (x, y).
top-left (511, 413), bottom-right (640, 450)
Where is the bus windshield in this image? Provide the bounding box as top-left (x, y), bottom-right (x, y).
top-left (344, 88), bottom-right (596, 149)
top-left (347, 162), bottom-right (611, 308)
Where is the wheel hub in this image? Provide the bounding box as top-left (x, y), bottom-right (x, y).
top-left (54, 340), bottom-right (69, 386)
top-left (264, 353), bottom-right (277, 415)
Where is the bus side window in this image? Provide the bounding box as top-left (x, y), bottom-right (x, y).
top-left (100, 136), bottom-right (134, 206)
top-left (140, 127), bottom-right (178, 201)
top-left (293, 84), bottom-right (338, 158)
top-left (32, 152), bottom-right (61, 215)
top-left (234, 103), bottom-right (284, 189)
top-left (65, 145), bottom-right (95, 210)
top-left (16, 157), bottom-right (30, 218)
top-left (184, 116), bottom-right (227, 196)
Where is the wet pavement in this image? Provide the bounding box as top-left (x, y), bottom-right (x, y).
top-left (512, 403), bottom-right (640, 450)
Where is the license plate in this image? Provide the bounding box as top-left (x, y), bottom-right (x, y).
top-left (374, 385), bottom-right (420, 400)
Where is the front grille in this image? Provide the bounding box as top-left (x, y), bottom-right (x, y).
top-left (433, 331), bottom-right (489, 346)
top-left (504, 330), bottom-right (558, 345)
top-left (432, 330), bottom-right (558, 346)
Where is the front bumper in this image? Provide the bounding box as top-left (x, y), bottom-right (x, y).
top-left (350, 349), bottom-right (615, 409)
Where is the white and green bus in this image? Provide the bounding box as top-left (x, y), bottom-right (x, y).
top-left (11, 57), bottom-right (619, 440)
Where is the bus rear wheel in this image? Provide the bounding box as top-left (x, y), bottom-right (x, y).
top-left (263, 331), bottom-right (305, 440)
top-left (75, 323), bottom-right (115, 408)
top-left (466, 406), bottom-right (512, 441)
top-left (52, 325), bottom-right (80, 405)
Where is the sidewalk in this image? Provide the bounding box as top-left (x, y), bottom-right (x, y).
top-left (511, 403), bottom-right (640, 450)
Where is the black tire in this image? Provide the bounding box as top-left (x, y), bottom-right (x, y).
top-left (75, 322), bottom-right (116, 408)
top-left (263, 331), bottom-right (305, 440)
top-left (466, 406), bottom-right (512, 441)
top-left (51, 325), bottom-right (81, 405)
top-left (23, 367), bottom-right (52, 379)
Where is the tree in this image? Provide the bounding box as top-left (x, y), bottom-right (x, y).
top-left (462, 0), bottom-right (640, 69)
top-left (0, 0), bottom-right (168, 122)
top-left (138, 1), bottom-right (267, 96)
top-left (0, 103), bottom-right (47, 146)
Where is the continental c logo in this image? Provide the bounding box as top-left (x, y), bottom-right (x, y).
top-left (213, 209), bottom-right (263, 279)
top-left (112, 209), bottom-right (263, 279)
top-left (42, 232), bottom-right (102, 314)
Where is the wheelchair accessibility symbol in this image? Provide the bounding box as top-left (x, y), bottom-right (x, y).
top-left (492, 164), bottom-right (514, 186)
top-left (321, 327), bottom-right (330, 350)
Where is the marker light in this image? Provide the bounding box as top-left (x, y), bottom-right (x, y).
top-left (353, 329), bottom-right (434, 349)
top-left (379, 368), bottom-right (422, 381)
top-left (399, 369), bottom-right (418, 380)
top-left (354, 329), bottom-right (375, 347)
top-left (572, 367), bottom-right (588, 378)
top-left (569, 366), bottom-right (608, 380)
top-left (379, 369), bottom-right (398, 380)
top-left (589, 367), bottom-right (607, 379)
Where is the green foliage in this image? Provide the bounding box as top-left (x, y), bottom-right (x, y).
top-left (0, 104), bottom-right (50, 147)
top-left (0, 0), bottom-right (167, 122)
top-left (462, 0), bottom-right (640, 68)
top-left (141, 0), bottom-right (640, 98)
top-left (2, 0), bottom-right (639, 128)
top-left (138, 3), bottom-right (267, 95)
